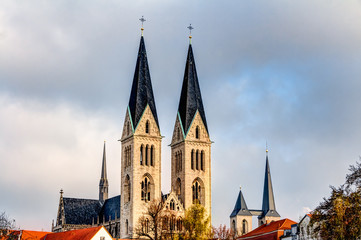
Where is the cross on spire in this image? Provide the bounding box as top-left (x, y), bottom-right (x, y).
top-left (139, 16), bottom-right (146, 35)
top-left (187, 24), bottom-right (194, 44)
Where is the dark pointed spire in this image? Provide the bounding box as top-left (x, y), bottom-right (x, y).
top-left (260, 151), bottom-right (280, 218)
top-left (178, 42), bottom-right (208, 135)
top-left (230, 187), bottom-right (252, 217)
top-left (99, 141), bottom-right (109, 202)
top-left (128, 35), bottom-right (159, 131)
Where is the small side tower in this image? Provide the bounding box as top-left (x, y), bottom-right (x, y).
top-left (258, 149), bottom-right (280, 225)
top-left (171, 27), bottom-right (212, 218)
top-left (99, 141), bottom-right (109, 202)
top-left (120, 21), bottom-right (162, 238)
top-left (230, 188), bottom-right (252, 237)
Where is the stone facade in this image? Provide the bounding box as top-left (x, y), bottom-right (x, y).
top-left (120, 105), bottom-right (162, 238)
top-left (170, 111), bottom-right (212, 218)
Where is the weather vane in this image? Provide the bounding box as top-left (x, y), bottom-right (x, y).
top-left (187, 24), bottom-right (194, 43)
top-left (139, 16), bottom-right (146, 35)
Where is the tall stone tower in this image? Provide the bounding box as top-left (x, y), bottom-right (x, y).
top-left (120, 32), bottom-right (162, 238)
top-left (170, 35), bottom-right (212, 218)
top-left (99, 141), bottom-right (109, 202)
top-left (258, 150), bottom-right (280, 225)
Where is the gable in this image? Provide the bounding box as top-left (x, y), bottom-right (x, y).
top-left (171, 115), bottom-right (184, 145)
top-left (184, 111), bottom-right (210, 142)
top-left (133, 105), bottom-right (161, 136)
top-left (163, 191), bottom-right (184, 212)
top-left (121, 109), bottom-right (133, 139)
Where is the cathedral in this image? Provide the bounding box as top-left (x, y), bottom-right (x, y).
top-left (53, 23), bottom-right (212, 239)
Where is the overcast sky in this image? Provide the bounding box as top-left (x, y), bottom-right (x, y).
top-left (1, 0), bottom-right (361, 231)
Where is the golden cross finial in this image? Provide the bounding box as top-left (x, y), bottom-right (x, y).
top-left (139, 16), bottom-right (146, 36)
top-left (187, 24), bottom-right (194, 44)
top-left (266, 141), bottom-right (269, 154)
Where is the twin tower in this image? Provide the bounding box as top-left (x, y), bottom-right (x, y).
top-left (115, 32), bottom-right (211, 237)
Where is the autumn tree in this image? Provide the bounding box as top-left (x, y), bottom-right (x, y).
top-left (180, 203), bottom-right (210, 240)
top-left (309, 160), bottom-right (361, 239)
top-left (212, 224), bottom-right (235, 240)
top-left (0, 212), bottom-right (18, 240)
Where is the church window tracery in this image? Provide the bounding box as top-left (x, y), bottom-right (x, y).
top-left (141, 176), bottom-right (151, 202)
top-left (170, 200), bottom-right (175, 210)
top-left (192, 180), bottom-right (201, 204)
top-left (177, 218), bottom-right (183, 231)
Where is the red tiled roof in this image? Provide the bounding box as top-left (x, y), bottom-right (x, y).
top-left (238, 218), bottom-right (297, 239)
top-left (21, 230), bottom-right (51, 240)
top-left (40, 226), bottom-right (103, 240)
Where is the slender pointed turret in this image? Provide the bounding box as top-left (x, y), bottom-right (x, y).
top-left (99, 141), bottom-right (109, 202)
top-left (177, 44), bottom-right (208, 135)
top-left (260, 150), bottom-right (280, 220)
top-left (230, 188), bottom-right (252, 217)
top-left (128, 35), bottom-right (159, 131)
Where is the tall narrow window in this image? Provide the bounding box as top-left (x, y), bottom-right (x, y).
top-left (179, 151), bottom-right (182, 171)
top-left (145, 145), bottom-right (149, 166)
top-left (195, 126), bottom-right (199, 139)
top-left (170, 200), bottom-right (175, 210)
top-left (192, 181), bottom-right (201, 204)
top-left (242, 219), bottom-right (248, 234)
top-left (196, 150), bottom-right (199, 170)
top-left (125, 175), bottom-right (131, 203)
top-left (140, 145), bottom-right (144, 165)
top-left (201, 151), bottom-right (204, 171)
top-left (141, 176), bottom-right (151, 202)
top-left (127, 123), bottom-right (130, 135)
top-left (150, 146), bottom-right (154, 166)
top-left (191, 150), bottom-right (194, 170)
top-left (126, 219), bottom-right (129, 235)
top-left (145, 120), bottom-right (150, 134)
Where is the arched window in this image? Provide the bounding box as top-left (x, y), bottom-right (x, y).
top-left (125, 175), bottom-right (131, 203)
top-left (232, 220), bottom-right (236, 233)
top-left (126, 219), bottom-right (129, 235)
top-left (145, 145), bottom-right (149, 166)
top-left (144, 218), bottom-right (149, 233)
top-left (179, 151), bottom-right (182, 171)
top-left (141, 176), bottom-right (151, 202)
top-left (191, 150), bottom-right (194, 170)
top-left (200, 151), bottom-right (204, 171)
top-left (150, 146), bottom-right (154, 166)
top-left (192, 180), bottom-right (201, 204)
top-left (127, 123), bottom-right (130, 135)
top-left (170, 200), bottom-right (175, 210)
top-left (176, 178), bottom-right (181, 196)
top-left (145, 120), bottom-right (150, 134)
top-left (170, 216), bottom-right (176, 231)
top-left (196, 150), bottom-right (199, 170)
top-left (140, 145), bottom-right (144, 165)
top-left (242, 219), bottom-right (248, 234)
top-left (195, 126), bottom-right (199, 139)
top-left (177, 218), bottom-right (183, 231)
top-left (177, 127), bottom-right (181, 140)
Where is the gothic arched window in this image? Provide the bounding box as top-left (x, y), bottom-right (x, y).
top-left (177, 218), bottom-right (183, 231)
top-left (145, 120), bottom-right (150, 134)
top-left (145, 145), bottom-right (149, 166)
top-left (141, 176), bottom-right (151, 202)
top-left (242, 219), bottom-right (248, 234)
top-left (192, 180), bottom-right (201, 204)
top-left (196, 150), bottom-right (199, 170)
top-left (140, 145), bottom-right (144, 165)
top-left (191, 149), bottom-right (194, 170)
top-left (150, 145), bottom-right (154, 166)
top-left (125, 175), bottom-right (131, 203)
top-left (201, 151), bottom-right (204, 171)
top-left (170, 200), bottom-right (175, 210)
top-left (232, 220), bottom-right (236, 234)
top-left (195, 126), bottom-right (199, 139)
